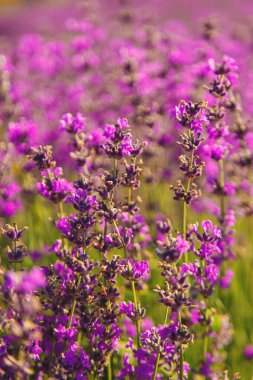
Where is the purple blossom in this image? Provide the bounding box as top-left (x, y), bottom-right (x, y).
top-left (66, 188), bottom-right (98, 212)
top-left (220, 269), bottom-right (234, 288)
top-left (8, 119), bottom-right (37, 154)
top-left (224, 210), bottom-right (236, 227)
top-left (54, 325), bottom-right (78, 340)
top-left (59, 113), bottom-right (85, 134)
top-left (29, 340), bottom-right (43, 361)
top-left (37, 170), bottom-right (73, 203)
top-left (171, 101), bottom-right (208, 132)
top-left (119, 259), bottom-right (151, 281)
top-left (203, 142), bottom-right (230, 161)
top-left (117, 355), bottom-right (134, 379)
top-left (104, 124), bottom-right (115, 139)
top-left (209, 55), bottom-right (239, 84)
top-left (201, 220), bottom-right (222, 240)
top-left (119, 302), bottom-right (135, 318)
top-left (175, 235), bottom-right (190, 255)
top-left (122, 318), bottom-right (136, 338)
top-left (56, 217), bottom-right (72, 235)
top-left (205, 264), bottom-right (220, 284)
top-left (190, 308), bottom-right (201, 325)
top-left (62, 343), bottom-right (90, 370)
top-left (181, 263), bottom-right (197, 276)
top-left (116, 117), bottom-right (129, 130)
top-left (243, 345), bottom-right (253, 360)
top-left (200, 353), bottom-right (215, 377)
top-left (4, 268), bottom-right (46, 294)
top-left (132, 260), bottom-right (150, 280)
top-left (0, 182), bottom-right (21, 218)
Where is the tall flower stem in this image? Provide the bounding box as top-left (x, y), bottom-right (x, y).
top-left (219, 159), bottom-right (225, 220)
top-left (62, 275), bottom-right (82, 352)
top-left (203, 329), bottom-right (208, 357)
top-left (114, 158), bottom-right (118, 177)
top-left (131, 280), bottom-right (141, 347)
top-left (178, 309), bottom-right (184, 380)
top-left (67, 275), bottom-right (82, 329)
top-left (180, 145), bottom-right (195, 379)
top-left (152, 306), bottom-right (169, 380)
top-left (128, 179), bottom-right (142, 347)
top-left (58, 200), bottom-right (68, 250)
top-left (112, 158), bottom-right (141, 348)
top-left (112, 217), bottom-right (141, 348)
top-left (182, 149), bottom-right (194, 263)
top-left (102, 221), bottom-right (113, 380)
top-left (59, 200), bottom-right (64, 218)
top-left (14, 240), bottom-right (17, 272)
top-left (107, 355), bottom-right (112, 380)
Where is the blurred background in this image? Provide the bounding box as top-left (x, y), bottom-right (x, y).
top-left (1, 0), bottom-right (253, 38)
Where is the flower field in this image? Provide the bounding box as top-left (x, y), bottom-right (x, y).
top-left (0, 0), bottom-right (253, 379)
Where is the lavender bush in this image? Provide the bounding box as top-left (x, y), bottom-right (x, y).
top-left (0, 0), bottom-right (253, 378)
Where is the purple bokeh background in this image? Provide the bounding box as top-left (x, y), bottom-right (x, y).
top-left (1, 0), bottom-right (253, 40)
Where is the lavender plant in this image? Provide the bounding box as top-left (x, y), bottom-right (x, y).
top-left (0, 0), bottom-right (253, 379)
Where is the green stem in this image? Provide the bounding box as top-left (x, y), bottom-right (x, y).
top-left (107, 355), bottom-right (112, 380)
top-left (151, 306), bottom-right (169, 380)
top-left (202, 306), bottom-right (209, 359)
top-left (59, 201), bottom-right (64, 217)
top-left (182, 191), bottom-right (189, 264)
top-left (63, 276), bottom-right (81, 351)
top-left (182, 150), bottom-right (194, 263)
top-left (219, 159), bottom-right (225, 221)
top-left (178, 310), bottom-right (184, 380)
top-left (203, 332), bottom-right (208, 357)
top-left (131, 280), bottom-right (141, 348)
top-left (13, 240), bottom-right (17, 271)
top-left (179, 344), bottom-right (184, 380)
top-left (58, 201), bottom-right (68, 250)
top-left (112, 158), bottom-right (141, 349)
top-left (128, 183), bottom-right (141, 348)
top-left (114, 158), bottom-right (118, 177)
top-left (182, 201), bottom-right (187, 239)
top-left (128, 186), bottom-right (131, 205)
top-left (67, 276), bottom-right (82, 329)
top-left (179, 148), bottom-right (195, 377)
top-left (152, 349), bottom-right (161, 380)
top-left (50, 340), bottom-right (56, 362)
top-left (112, 220), bottom-right (128, 260)
top-left (152, 306), bottom-right (169, 380)
top-left (78, 331), bottom-right (82, 346)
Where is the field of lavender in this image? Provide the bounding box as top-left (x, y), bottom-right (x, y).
top-left (0, 0), bottom-right (253, 379)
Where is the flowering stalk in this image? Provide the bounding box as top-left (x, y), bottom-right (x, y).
top-left (182, 148), bottom-right (195, 261)
top-left (100, 117), bottom-right (147, 352)
top-left (112, 214), bottom-right (141, 347)
top-left (152, 306), bottom-right (169, 380)
top-left (170, 100), bottom-right (207, 378)
top-left (219, 159), bottom-right (225, 220)
top-left (128, 166), bottom-right (141, 346)
top-left (131, 279), bottom-right (141, 348)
